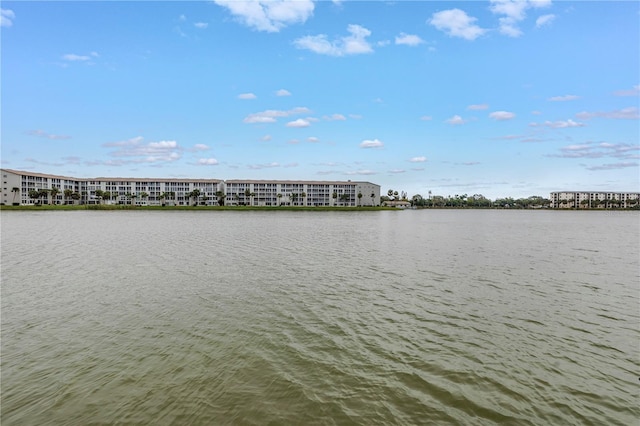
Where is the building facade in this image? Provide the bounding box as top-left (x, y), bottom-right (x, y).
top-left (550, 191), bottom-right (640, 209)
top-left (1, 169), bottom-right (380, 207)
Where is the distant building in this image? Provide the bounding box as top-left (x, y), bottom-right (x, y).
top-left (1, 169), bottom-right (380, 207)
top-left (550, 191), bottom-right (640, 209)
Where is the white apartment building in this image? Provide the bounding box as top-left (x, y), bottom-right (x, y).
top-left (550, 191), bottom-right (640, 209)
top-left (224, 180), bottom-right (380, 207)
top-left (1, 169), bottom-right (381, 207)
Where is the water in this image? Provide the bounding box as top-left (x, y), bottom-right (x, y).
top-left (1, 210), bottom-right (638, 425)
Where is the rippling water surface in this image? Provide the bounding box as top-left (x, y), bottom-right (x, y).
top-left (1, 210), bottom-right (638, 425)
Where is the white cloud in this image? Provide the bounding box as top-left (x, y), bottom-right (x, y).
top-left (248, 162), bottom-right (281, 169)
top-left (548, 94), bottom-right (580, 101)
top-left (409, 156), bottom-right (427, 163)
top-left (27, 129), bottom-right (71, 140)
top-left (193, 144), bottom-right (209, 151)
top-left (490, 0), bottom-right (552, 37)
top-left (275, 89), bottom-right (291, 96)
top-left (307, 136), bottom-right (320, 143)
top-left (467, 104), bottom-right (489, 110)
top-left (62, 53), bottom-right (98, 62)
top-left (238, 93), bottom-right (257, 100)
top-left (324, 113), bottom-right (346, 121)
top-left (213, 0), bottom-right (314, 33)
top-left (446, 115), bottom-right (467, 125)
top-left (429, 9), bottom-right (486, 41)
top-left (389, 169), bottom-right (406, 174)
top-left (261, 135), bottom-right (272, 142)
top-left (613, 85), bottom-right (640, 97)
top-left (530, 119), bottom-right (585, 128)
top-left (395, 33), bottom-right (424, 46)
top-left (102, 136), bottom-right (182, 163)
top-left (359, 139), bottom-right (384, 149)
top-left (345, 169), bottom-right (376, 175)
top-left (420, 115), bottom-right (433, 121)
top-left (194, 22), bottom-right (208, 29)
top-left (293, 24), bottom-right (373, 56)
top-left (243, 106), bottom-right (311, 123)
top-left (576, 107), bottom-right (639, 120)
top-left (489, 111), bottom-right (516, 120)
top-left (1, 8), bottom-right (15, 27)
top-left (197, 158), bottom-right (219, 165)
top-left (179, 14), bottom-right (187, 22)
top-left (586, 162), bottom-right (638, 171)
top-left (536, 14), bottom-right (555, 28)
top-left (286, 118), bottom-right (311, 128)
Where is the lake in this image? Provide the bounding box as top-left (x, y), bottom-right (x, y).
top-left (1, 209), bottom-right (638, 425)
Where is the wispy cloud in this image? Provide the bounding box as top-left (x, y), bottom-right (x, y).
top-left (536, 14), bottom-right (556, 28)
top-left (323, 113), bottom-right (346, 121)
top-left (238, 93), bottom-right (257, 100)
top-left (395, 33), bottom-right (424, 46)
top-left (576, 107), bottom-right (639, 120)
top-left (359, 139), bottom-right (384, 149)
top-left (420, 115), bottom-right (433, 121)
top-left (194, 22), bottom-right (208, 29)
top-left (1, 8), bottom-right (15, 27)
top-left (345, 169), bottom-right (376, 175)
top-left (388, 169), bottom-right (406, 174)
top-left (275, 89), bottom-right (291, 96)
top-left (248, 162), bottom-right (281, 169)
top-left (192, 144), bottom-right (209, 151)
top-left (613, 85), bottom-right (640, 97)
top-left (467, 104), bottom-right (489, 110)
top-left (27, 130), bottom-right (71, 140)
top-left (489, 111), bottom-right (516, 120)
top-left (547, 142), bottom-right (639, 159)
top-left (446, 115), bottom-right (467, 125)
top-left (429, 9), bottom-right (486, 41)
top-left (530, 119), bottom-right (585, 128)
top-left (243, 107), bottom-right (311, 124)
top-left (293, 24), bottom-right (373, 56)
top-left (409, 156), bottom-right (427, 163)
top-left (62, 52), bottom-right (99, 62)
top-left (585, 162), bottom-right (638, 171)
top-left (213, 0), bottom-right (314, 33)
top-left (197, 158), bottom-right (219, 165)
top-left (102, 136), bottom-right (182, 164)
top-left (548, 94), bottom-right (580, 101)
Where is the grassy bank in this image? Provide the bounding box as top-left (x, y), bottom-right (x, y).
top-left (0, 204), bottom-right (397, 212)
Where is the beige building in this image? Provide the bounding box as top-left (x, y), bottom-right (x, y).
top-left (1, 169), bottom-right (380, 207)
top-left (550, 191), bottom-right (640, 209)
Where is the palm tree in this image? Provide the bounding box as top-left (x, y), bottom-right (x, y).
top-left (159, 192), bottom-right (167, 207)
top-left (11, 187), bottom-right (20, 205)
top-left (140, 191), bottom-right (149, 205)
top-left (250, 192), bottom-right (255, 206)
top-left (168, 191), bottom-right (176, 206)
top-left (50, 187), bottom-right (60, 205)
top-left (103, 191), bottom-right (112, 205)
top-left (95, 189), bottom-right (104, 204)
top-left (277, 193), bottom-right (282, 206)
top-left (131, 193), bottom-right (138, 206)
top-left (63, 189), bottom-right (73, 205)
top-left (290, 193), bottom-right (299, 205)
top-left (28, 189), bottom-right (40, 205)
top-left (332, 191), bottom-right (338, 206)
top-left (190, 189), bottom-right (201, 206)
top-left (215, 191), bottom-right (225, 206)
top-left (244, 188), bottom-right (251, 206)
top-left (300, 192), bottom-right (306, 206)
top-left (357, 192), bottom-right (362, 206)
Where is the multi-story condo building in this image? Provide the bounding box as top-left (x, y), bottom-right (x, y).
top-left (224, 180), bottom-right (380, 207)
top-left (1, 169), bottom-right (380, 207)
top-left (550, 191), bottom-right (640, 209)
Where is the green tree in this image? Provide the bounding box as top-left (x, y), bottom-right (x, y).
top-left (159, 192), bottom-right (167, 207)
top-left (332, 191), bottom-right (338, 206)
top-left (95, 189), bottom-right (104, 204)
top-left (28, 189), bottom-right (40, 205)
top-left (277, 193), bottom-right (283, 206)
top-left (301, 191), bottom-right (306, 206)
top-left (50, 187), bottom-right (60, 205)
top-left (215, 190), bottom-right (225, 206)
top-left (63, 189), bottom-right (73, 205)
top-left (190, 189), bottom-right (201, 206)
top-left (244, 188), bottom-right (251, 206)
top-left (357, 192), bottom-right (362, 206)
top-left (291, 192), bottom-right (299, 205)
top-left (140, 191), bottom-right (149, 205)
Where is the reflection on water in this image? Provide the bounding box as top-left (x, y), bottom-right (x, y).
top-left (1, 210), bottom-right (638, 425)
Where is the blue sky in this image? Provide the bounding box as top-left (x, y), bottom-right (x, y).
top-left (1, 1), bottom-right (638, 199)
